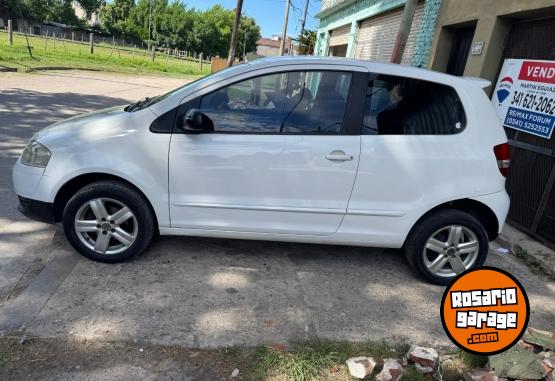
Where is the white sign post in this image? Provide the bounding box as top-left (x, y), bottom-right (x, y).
top-left (491, 59), bottom-right (555, 139)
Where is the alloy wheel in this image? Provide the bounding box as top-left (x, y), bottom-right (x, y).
top-left (423, 225), bottom-right (480, 278)
top-left (74, 197), bottom-right (138, 255)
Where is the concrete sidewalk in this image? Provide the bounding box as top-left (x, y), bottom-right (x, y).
top-left (496, 224), bottom-right (555, 280)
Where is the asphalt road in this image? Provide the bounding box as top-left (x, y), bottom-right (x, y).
top-left (0, 70), bottom-right (554, 349)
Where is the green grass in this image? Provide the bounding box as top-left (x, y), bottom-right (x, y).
top-left (0, 349), bottom-right (14, 371)
top-left (230, 339), bottom-right (412, 381)
top-left (458, 349), bottom-right (488, 368)
top-left (513, 244), bottom-right (529, 259)
top-left (253, 343), bottom-right (339, 381)
top-left (0, 31), bottom-right (210, 78)
top-left (1, 335), bottom-right (476, 381)
top-left (400, 366), bottom-right (425, 381)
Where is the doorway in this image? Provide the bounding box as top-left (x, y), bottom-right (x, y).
top-left (445, 26), bottom-right (476, 76)
top-left (329, 44), bottom-right (348, 57)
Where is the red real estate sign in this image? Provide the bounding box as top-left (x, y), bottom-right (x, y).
top-left (518, 61), bottom-right (555, 84)
top-left (492, 59), bottom-right (555, 139)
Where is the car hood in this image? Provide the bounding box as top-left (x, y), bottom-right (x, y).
top-left (31, 105), bottom-right (159, 152)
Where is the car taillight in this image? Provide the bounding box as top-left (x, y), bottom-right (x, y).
top-left (494, 143), bottom-right (510, 177)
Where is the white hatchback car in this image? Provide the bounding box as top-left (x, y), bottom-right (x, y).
top-left (13, 57), bottom-right (510, 284)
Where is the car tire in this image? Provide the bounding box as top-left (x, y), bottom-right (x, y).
top-left (62, 180), bottom-right (156, 263)
top-left (404, 209), bottom-right (489, 285)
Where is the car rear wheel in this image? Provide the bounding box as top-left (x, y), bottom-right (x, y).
top-left (404, 209), bottom-right (489, 285)
top-left (62, 180), bottom-right (155, 263)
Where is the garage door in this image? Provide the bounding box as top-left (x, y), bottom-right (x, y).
top-left (329, 23), bottom-right (351, 47)
top-left (354, 2), bottom-right (424, 65)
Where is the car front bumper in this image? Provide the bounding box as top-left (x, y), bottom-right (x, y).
top-left (13, 157), bottom-right (56, 224)
top-left (18, 196), bottom-right (55, 224)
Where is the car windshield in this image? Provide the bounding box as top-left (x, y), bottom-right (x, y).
top-left (124, 63), bottom-right (248, 112)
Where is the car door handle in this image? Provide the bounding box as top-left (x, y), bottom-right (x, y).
top-left (325, 151), bottom-right (353, 161)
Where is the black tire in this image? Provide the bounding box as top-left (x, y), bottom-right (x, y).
top-left (404, 209), bottom-right (489, 285)
top-left (62, 180), bottom-right (156, 263)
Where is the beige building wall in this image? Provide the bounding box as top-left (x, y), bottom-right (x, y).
top-left (429, 0), bottom-right (555, 88)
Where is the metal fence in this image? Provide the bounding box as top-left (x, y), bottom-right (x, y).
top-left (502, 17), bottom-right (555, 249)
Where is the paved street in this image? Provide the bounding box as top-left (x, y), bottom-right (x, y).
top-left (0, 70), bottom-right (554, 350)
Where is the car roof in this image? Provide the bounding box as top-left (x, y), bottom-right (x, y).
top-left (245, 56), bottom-right (471, 87)
top-left (150, 55), bottom-right (480, 116)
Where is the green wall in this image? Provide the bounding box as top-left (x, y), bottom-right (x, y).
top-left (315, 0), bottom-right (442, 67)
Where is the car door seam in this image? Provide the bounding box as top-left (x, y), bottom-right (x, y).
top-left (334, 135), bottom-right (362, 234)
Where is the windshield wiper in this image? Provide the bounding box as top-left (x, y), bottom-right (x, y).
top-left (125, 96), bottom-right (153, 112)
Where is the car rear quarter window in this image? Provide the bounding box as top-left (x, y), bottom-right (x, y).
top-left (362, 75), bottom-right (466, 135)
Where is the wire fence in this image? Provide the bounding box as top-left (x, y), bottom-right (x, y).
top-left (2, 24), bottom-right (211, 69)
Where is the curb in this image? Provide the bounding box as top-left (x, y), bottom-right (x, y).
top-left (0, 66), bottom-right (17, 72)
top-left (495, 225), bottom-right (555, 281)
top-left (0, 250), bottom-right (80, 333)
top-left (27, 66), bottom-right (103, 72)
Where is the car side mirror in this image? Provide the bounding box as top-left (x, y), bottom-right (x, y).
top-left (180, 109), bottom-right (213, 133)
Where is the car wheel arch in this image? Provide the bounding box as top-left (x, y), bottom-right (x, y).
top-left (404, 198), bottom-right (499, 246)
top-left (52, 172), bottom-right (159, 229)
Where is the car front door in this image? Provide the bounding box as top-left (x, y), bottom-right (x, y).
top-left (168, 67), bottom-right (367, 235)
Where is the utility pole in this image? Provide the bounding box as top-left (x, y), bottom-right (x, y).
top-left (147, 0), bottom-right (152, 50)
top-left (279, 0), bottom-right (291, 55)
top-left (227, 0), bottom-right (244, 67)
top-left (390, 0), bottom-right (418, 64)
top-left (242, 28), bottom-right (247, 60)
top-left (300, 0), bottom-right (309, 37)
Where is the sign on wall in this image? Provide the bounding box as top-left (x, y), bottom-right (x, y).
top-left (492, 59), bottom-right (555, 139)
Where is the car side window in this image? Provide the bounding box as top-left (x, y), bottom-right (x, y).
top-left (200, 72), bottom-right (292, 133)
top-left (362, 75), bottom-right (466, 135)
top-left (199, 71), bottom-right (352, 134)
top-left (282, 71), bottom-right (352, 134)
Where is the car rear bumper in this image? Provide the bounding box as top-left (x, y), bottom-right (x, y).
top-left (18, 196), bottom-right (55, 224)
top-left (471, 190), bottom-right (510, 235)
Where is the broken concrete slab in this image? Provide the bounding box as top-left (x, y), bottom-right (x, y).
top-left (523, 328), bottom-right (555, 351)
top-left (346, 356), bottom-right (376, 379)
top-left (406, 345), bottom-right (438, 372)
top-left (376, 358), bottom-right (403, 381)
top-left (465, 368), bottom-right (498, 381)
top-left (489, 345), bottom-right (545, 380)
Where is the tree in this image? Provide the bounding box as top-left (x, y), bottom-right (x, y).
top-left (76, 0), bottom-right (102, 20)
top-left (6, 0), bottom-right (81, 26)
top-left (96, 0), bottom-right (261, 57)
top-left (237, 17), bottom-right (261, 59)
top-left (297, 29), bottom-right (316, 55)
top-left (100, 0), bottom-right (134, 32)
top-left (52, 0), bottom-right (82, 25)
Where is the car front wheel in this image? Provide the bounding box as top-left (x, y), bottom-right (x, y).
top-left (404, 209), bottom-right (489, 285)
top-left (62, 180), bottom-right (155, 263)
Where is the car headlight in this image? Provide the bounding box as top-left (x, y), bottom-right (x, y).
top-left (21, 140), bottom-right (51, 168)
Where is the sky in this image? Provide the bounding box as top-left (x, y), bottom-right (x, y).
top-left (183, 0), bottom-right (321, 38)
